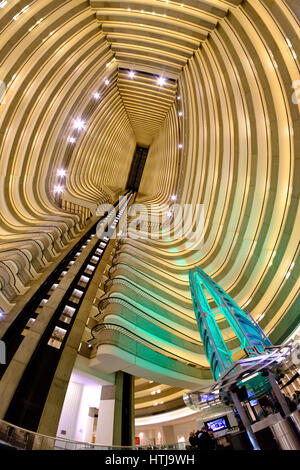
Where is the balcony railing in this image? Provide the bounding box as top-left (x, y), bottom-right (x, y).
top-left (61, 199), bottom-right (91, 225)
top-left (0, 418), bottom-right (187, 450)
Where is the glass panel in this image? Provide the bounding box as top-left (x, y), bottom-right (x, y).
top-left (48, 326), bottom-right (67, 349)
top-left (84, 264), bottom-right (95, 275)
top-left (36, 298), bottom-right (48, 312)
top-left (47, 283), bottom-right (58, 294)
top-left (69, 288), bottom-right (83, 304)
top-left (59, 305), bottom-right (76, 324)
top-left (21, 318), bottom-right (36, 336)
top-left (77, 275), bottom-right (89, 288)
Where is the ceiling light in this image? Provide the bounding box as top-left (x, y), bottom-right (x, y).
top-left (157, 76), bottom-right (166, 86)
top-left (73, 118), bottom-right (86, 131)
top-left (178, 144), bottom-right (183, 148)
top-left (286, 272), bottom-right (291, 279)
top-left (177, 96), bottom-right (181, 100)
top-left (93, 92), bottom-right (101, 100)
top-left (167, 211), bottom-right (173, 218)
top-left (178, 111), bottom-right (183, 116)
top-left (171, 195), bottom-right (177, 201)
top-left (54, 185), bottom-right (64, 194)
top-left (0, 1), bottom-right (7, 7)
top-left (105, 79), bottom-right (110, 86)
top-left (68, 137), bottom-right (76, 143)
top-left (128, 70), bottom-right (135, 79)
top-left (57, 169), bottom-right (66, 177)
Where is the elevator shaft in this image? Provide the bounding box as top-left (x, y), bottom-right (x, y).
top-left (1, 193), bottom-right (133, 431)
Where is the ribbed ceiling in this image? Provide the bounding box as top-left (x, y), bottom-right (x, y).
top-left (91, 0), bottom-right (233, 78)
top-left (117, 68), bottom-right (177, 145)
top-left (90, 0), bottom-right (241, 145)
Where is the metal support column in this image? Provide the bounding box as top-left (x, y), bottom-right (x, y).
top-left (267, 370), bottom-right (291, 417)
top-left (230, 391), bottom-right (261, 450)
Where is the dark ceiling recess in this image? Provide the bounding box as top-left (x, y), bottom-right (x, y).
top-left (126, 146), bottom-right (149, 192)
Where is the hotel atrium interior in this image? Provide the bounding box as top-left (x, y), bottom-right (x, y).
top-left (0, 0), bottom-right (299, 451)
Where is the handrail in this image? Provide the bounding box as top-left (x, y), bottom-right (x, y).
top-left (0, 418), bottom-right (187, 450)
top-left (100, 275), bottom-right (193, 317)
top-left (107, 261), bottom-right (192, 302)
top-left (96, 295), bottom-right (202, 345)
top-left (90, 322), bottom-right (205, 369)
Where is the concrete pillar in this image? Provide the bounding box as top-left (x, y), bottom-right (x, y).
top-left (95, 385), bottom-right (115, 446)
top-left (162, 425), bottom-right (176, 445)
top-left (113, 371), bottom-right (134, 447)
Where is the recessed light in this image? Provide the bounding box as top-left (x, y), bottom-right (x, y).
top-left (54, 185), bottom-right (64, 194)
top-left (73, 118), bottom-right (86, 131)
top-left (157, 76), bottom-right (166, 86)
